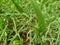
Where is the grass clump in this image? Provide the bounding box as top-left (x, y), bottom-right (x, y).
top-left (0, 0), bottom-right (60, 45)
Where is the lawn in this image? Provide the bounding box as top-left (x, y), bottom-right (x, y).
top-left (0, 0), bottom-right (60, 45)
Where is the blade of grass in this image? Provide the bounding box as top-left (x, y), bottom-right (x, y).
top-left (11, 0), bottom-right (23, 13)
top-left (0, 17), bottom-right (3, 30)
top-left (0, 25), bottom-right (7, 40)
top-left (30, 0), bottom-right (46, 33)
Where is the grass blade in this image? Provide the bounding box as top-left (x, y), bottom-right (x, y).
top-left (0, 17), bottom-right (3, 30)
top-left (30, 0), bottom-right (46, 33)
top-left (11, 0), bottom-right (23, 13)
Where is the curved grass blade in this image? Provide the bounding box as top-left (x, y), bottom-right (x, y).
top-left (30, 0), bottom-right (46, 33)
top-left (11, 0), bottom-right (23, 13)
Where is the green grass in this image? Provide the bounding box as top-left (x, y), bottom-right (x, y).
top-left (0, 0), bottom-right (60, 45)
top-left (11, 0), bottom-right (23, 13)
top-left (30, 0), bottom-right (46, 34)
